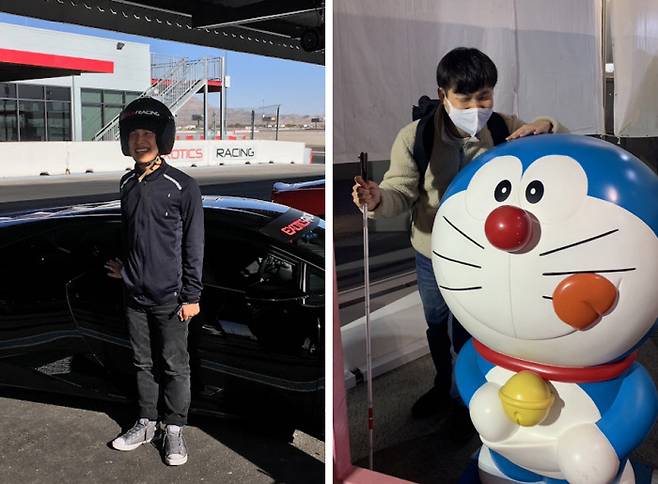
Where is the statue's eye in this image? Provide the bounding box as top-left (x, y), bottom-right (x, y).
top-left (525, 180), bottom-right (544, 204)
top-left (494, 180), bottom-right (512, 202)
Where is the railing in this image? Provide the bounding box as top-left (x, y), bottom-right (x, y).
top-left (92, 55), bottom-right (223, 141)
top-left (152, 55), bottom-right (222, 83)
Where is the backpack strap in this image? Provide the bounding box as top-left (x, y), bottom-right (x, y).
top-left (412, 110), bottom-right (436, 187)
top-left (411, 97), bottom-right (439, 187)
top-left (487, 112), bottom-right (510, 146)
top-left (412, 95), bottom-right (438, 121)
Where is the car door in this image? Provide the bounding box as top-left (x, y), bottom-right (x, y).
top-left (193, 225), bottom-right (323, 413)
top-left (63, 217), bottom-right (132, 392)
top-left (0, 219), bottom-right (85, 362)
top-left (0, 215), bottom-right (122, 395)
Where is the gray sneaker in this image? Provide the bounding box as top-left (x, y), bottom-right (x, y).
top-left (164, 425), bottom-right (188, 466)
top-left (112, 418), bottom-right (157, 451)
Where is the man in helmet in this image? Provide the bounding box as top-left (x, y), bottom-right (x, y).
top-left (104, 97), bottom-right (204, 466)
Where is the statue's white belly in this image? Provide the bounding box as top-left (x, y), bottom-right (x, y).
top-left (482, 366), bottom-right (602, 479)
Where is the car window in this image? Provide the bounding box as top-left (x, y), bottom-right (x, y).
top-left (0, 217), bottom-right (120, 311)
top-left (258, 253), bottom-right (298, 289)
top-left (62, 219), bottom-right (121, 261)
top-left (259, 211), bottom-right (324, 262)
top-left (203, 229), bottom-right (270, 291)
top-left (0, 233), bottom-right (72, 309)
top-left (306, 266), bottom-right (324, 295)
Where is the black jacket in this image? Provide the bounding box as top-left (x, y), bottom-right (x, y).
top-left (119, 160), bottom-right (204, 306)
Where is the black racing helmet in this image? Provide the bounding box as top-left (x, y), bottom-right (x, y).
top-left (119, 97), bottom-right (175, 156)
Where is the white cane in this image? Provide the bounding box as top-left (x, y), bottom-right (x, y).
top-left (359, 151), bottom-right (374, 470)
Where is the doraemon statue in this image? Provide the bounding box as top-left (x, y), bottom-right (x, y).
top-left (431, 134), bottom-right (658, 484)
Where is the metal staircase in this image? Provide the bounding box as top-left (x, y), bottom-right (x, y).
top-left (93, 56), bottom-right (222, 141)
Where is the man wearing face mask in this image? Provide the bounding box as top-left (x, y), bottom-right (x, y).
top-left (352, 47), bottom-right (563, 434)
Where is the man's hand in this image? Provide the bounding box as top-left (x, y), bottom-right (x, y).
top-left (352, 176), bottom-right (382, 210)
top-left (178, 303), bottom-right (200, 322)
top-left (104, 258), bottom-right (123, 279)
top-left (506, 119), bottom-right (553, 140)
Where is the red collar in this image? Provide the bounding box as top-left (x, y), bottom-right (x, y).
top-left (472, 339), bottom-right (637, 383)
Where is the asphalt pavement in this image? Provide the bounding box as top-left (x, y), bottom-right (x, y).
top-left (0, 164), bottom-right (325, 213)
top-left (0, 387), bottom-right (324, 483)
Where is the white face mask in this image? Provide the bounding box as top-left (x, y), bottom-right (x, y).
top-left (444, 98), bottom-right (493, 137)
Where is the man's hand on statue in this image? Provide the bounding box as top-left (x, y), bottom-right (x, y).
top-left (352, 176), bottom-right (381, 210)
top-left (507, 119), bottom-right (553, 140)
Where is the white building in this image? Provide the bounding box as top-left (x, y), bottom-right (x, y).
top-left (0, 22), bottom-right (313, 177)
top-left (0, 22), bottom-right (224, 143)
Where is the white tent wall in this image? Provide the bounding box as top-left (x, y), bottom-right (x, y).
top-left (515, 0), bottom-right (604, 134)
top-left (334, 0), bottom-right (604, 163)
top-left (611, 0), bottom-right (658, 137)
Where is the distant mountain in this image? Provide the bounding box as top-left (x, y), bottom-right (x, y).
top-left (174, 96), bottom-right (324, 129)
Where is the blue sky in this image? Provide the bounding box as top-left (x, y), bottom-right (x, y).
top-left (0, 12), bottom-right (325, 115)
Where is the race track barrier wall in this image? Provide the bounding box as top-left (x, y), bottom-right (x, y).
top-left (0, 139), bottom-right (309, 177)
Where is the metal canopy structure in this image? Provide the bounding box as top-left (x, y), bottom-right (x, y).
top-left (0, 0), bottom-right (324, 65)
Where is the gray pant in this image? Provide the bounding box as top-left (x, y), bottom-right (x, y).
top-left (126, 302), bottom-right (191, 426)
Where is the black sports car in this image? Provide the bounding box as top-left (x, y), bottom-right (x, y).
top-left (0, 197), bottom-right (324, 432)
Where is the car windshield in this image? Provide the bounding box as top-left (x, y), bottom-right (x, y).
top-left (259, 210), bottom-right (325, 264)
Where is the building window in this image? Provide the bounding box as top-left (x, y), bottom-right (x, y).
top-left (81, 89), bottom-right (142, 140)
top-left (18, 100), bottom-right (46, 141)
top-left (18, 84), bottom-right (45, 101)
top-left (0, 82), bottom-right (71, 142)
top-left (47, 101), bottom-right (71, 141)
top-left (46, 86), bottom-right (71, 102)
top-left (0, 83), bottom-right (141, 142)
top-left (125, 92), bottom-right (140, 104)
top-left (104, 91), bottom-right (123, 105)
top-left (0, 83), bottom-right (16, 99)
top-left (0, 99), bottom-right (18, 141)
top-left (82, 105), bottom-right (103, 141)
top-left (81, 90), bottom-right (102, 104)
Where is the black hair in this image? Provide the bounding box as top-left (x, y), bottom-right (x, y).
top-left (436, 47), bottom-right (498, 94)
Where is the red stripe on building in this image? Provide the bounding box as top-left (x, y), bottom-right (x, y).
top-left (0, 48), bottom-right (114, 73)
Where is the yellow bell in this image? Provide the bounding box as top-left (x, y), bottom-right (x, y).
top-left (499, 371), bottom-right (555, 426)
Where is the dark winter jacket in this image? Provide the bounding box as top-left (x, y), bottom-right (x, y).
top-left (119, 160), bottom-right (204, 306)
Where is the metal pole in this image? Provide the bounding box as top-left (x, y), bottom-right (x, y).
top-left (221, 55), bottom-right (227, 140)
top-left (202, 58), bottom-right (208, 140)
top-left (363, 202), bottom-right (374, 470)
top-left (70, 75), bottom-right (82, 141)
top-left (203, 81), bottom-right (208, 141)
top-left (250, 110), bottom-right (255, 140)
top-left (275, 105), bottom-right (280, 141)
top-left (359, 151), bottom-right (374, 470)
top-left (601, 0), bottom-right (609, 135)
top-left (218, 60), bottom-right (223, 139)
top-left (43, 94), bottom-right (48, 141)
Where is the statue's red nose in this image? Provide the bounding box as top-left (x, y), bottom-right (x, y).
top-left (485, 205), bottom-right (534, 252)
